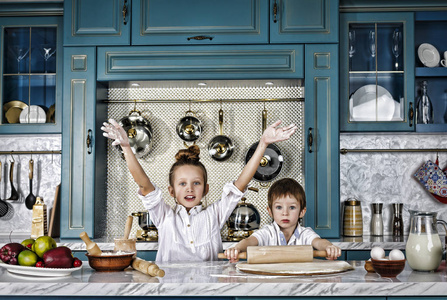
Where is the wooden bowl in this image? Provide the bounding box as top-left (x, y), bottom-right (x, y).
top-left (371, 258), bottom-right (406, 277)
top-left (364, 260), bottom-right (375, 272)
top-left (86, 251), bottom-right (134, 272)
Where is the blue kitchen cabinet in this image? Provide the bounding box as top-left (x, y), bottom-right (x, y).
top-left (132, 0), bottom-right (269, 45)
top-left (64, 0), bottom-right (131, 46)
top-left (340, 12), bottom-right (415, 132)
top-left (270, 0), bottom-right (339, 44)
top-left (0, 16), bottom-right (63, 134)
top-left (61, 47), bottom-right (107, 238)
top-left (97, 44), bottom-right (304, 80)
top-left (304, 44), bottom-right (339, 238)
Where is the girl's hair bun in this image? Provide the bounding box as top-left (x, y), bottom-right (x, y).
top-left (175, 145), bottom-right (200, 162)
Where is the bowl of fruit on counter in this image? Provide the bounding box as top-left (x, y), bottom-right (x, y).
top-left (0, 236), bottom-right (82, 277)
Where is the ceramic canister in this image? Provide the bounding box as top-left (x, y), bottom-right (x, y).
top-left (343, 199), bottom-right (363, 237)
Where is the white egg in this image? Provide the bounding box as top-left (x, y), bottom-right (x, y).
top-left (370, 246), bottom-right (385, 260)
top-left (389, 249), bottom-right (405, 260)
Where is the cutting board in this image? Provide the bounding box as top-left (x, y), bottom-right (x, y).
top-left (236, 259), bottom-right (354, 276)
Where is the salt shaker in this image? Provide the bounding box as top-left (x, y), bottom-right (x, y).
top-left (392, 203), bottom-right (404, 236)
top-left (371, 203), bottom-right (383, 236)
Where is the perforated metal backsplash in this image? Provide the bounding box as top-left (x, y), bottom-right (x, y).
top-left (105, 84), bottom-right (305, 240)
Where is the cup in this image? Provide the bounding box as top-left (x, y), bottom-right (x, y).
top-left (441, 51), bottom-right (447, 67)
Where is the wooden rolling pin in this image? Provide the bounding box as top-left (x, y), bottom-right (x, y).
top-left (80, 231), bottom-right (102, 256)
top-left (218, 245), bottom-right (328, 264)
top-left (132, 257), bottom-right (165, 277)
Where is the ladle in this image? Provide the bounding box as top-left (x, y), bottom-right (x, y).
top-left (25, 158), bottom-right (37, 209)
top-left (6, 158), bottom-right (19, 201)
top-left (0, 162), bottom-right (9, 217)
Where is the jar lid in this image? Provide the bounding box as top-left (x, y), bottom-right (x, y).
top-left (345, 199), bottom-right (360, 206)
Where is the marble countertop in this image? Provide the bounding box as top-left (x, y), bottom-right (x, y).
top-left (0, 260), bottom-right (446, 297)
top-left (0, 235), bottom-right (412, 251)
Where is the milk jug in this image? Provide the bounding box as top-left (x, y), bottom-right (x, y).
top-left (406, 211), bottom-right (444, 271)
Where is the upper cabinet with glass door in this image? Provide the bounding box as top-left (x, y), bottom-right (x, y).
top-left (1, 16), bottom-right (62, 134)
top-left (340, 13), bottom-right (414, 132)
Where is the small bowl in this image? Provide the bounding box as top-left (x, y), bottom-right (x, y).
top-left (371, 258), bottom-right (406, 277)
top-left (86, 251), bottom-right (134, 272)
top-left (364, 260), bottom-right (375, 272)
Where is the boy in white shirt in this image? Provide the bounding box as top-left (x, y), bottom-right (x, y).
top-left (224, 178), bottom-right (341, 262)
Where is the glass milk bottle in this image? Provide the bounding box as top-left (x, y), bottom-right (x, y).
top-left (406, 211), bottom-right (443, 271)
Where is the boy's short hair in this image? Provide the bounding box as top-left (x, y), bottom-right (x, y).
top-left (267, 178), bottom-right (306, 211)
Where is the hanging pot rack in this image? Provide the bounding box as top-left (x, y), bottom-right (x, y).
top-left (0, 150), bottom-right (61, 155)
top-left (340, 148), bottom-right (447, 155)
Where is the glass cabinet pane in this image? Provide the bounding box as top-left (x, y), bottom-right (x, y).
top-left (347, 22), bottom-right (405, 123)
top-left (2, 26), bottom-right (57, 124)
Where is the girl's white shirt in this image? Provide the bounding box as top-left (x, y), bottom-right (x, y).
top-left (252, 221), bottom-right (320, 246)
top-left (139, 181), bottom-right (245, 262)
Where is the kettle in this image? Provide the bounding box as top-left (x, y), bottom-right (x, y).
top-left (226, 187), bottom-right (261, 241)
top-left (406, 210), bottom-right (447, 271)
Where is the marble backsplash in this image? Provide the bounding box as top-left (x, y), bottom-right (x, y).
top-left (0, 135), bottom-right (61, 235)
top-left (340, 133), bottom-right (447, 236)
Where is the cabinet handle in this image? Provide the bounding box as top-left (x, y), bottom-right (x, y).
top-left (86, 129), bottom-right (92, 155)
top-left (187, 36), bottom-right (213, 41)
top-left (308, 127), bottom-right (313, 153)
top-left (273, 0), bottom-right (278, 23)
top-left (122, 0), bottom-right (128, 25)
top-left (409, 102), bottom-right (414, 127)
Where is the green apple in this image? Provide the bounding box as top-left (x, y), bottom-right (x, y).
top-left (32, 236), bottom-right (57, 258)
top-left (18, 250), bottom-right (38, 266)
top-left (21, 238), bottom-right (35, 249)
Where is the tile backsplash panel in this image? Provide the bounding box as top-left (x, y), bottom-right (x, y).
top-left (340, 133), bottom-right (447, 236)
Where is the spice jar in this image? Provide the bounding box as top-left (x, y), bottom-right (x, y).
top-left (371, 203), bottom-right (383, 236)
top-left (343, 199), bottom-right (363, 237)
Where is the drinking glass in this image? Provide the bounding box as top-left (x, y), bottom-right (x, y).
top-left (39, 44), bottom-right (56, 73)
top-left (9, 46), bottom-right (29, 74)
top-left (392, 29), bottom-right (402, 70)
top-left (368, 30), bottom-right (376, 58)
top-left (348, 30), bottom-right (356, 70)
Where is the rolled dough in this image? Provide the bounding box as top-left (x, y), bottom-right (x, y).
top-left (236, 259), bottom-right (354, 276)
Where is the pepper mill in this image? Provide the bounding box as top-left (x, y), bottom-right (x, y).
top-left (343, 198), bottom-right (363, 237)
top-left (392, 203), bottom-right (404, 236)
top-left (371, 203), bottom-right (383, 236)
top-left (31, 197), bottom-right (48, 239)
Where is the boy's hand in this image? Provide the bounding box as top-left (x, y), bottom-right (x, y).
top-left (260, 120), bottom-right (297, 145)
top-left (101, 119), bottom-right (130, 147)
top-left (325, 245), bottom-right (341, 260)
top-left (224, 247), bottom-right (241, 263)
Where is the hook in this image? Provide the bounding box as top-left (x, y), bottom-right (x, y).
top-left (10, 152), bottom-right (14, 163)
top-left (30, 152), bottom-right (33, 160)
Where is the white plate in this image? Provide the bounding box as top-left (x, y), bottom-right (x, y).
top-left (19, 105), bottom-right (46, 123)
top-left (418, 43), bottom-right (440, 67)
top-left (0, 261), bottom-right (82, 277)
top-left (349, 85), bottom-right (396, 121)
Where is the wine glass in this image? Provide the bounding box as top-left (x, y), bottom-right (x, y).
top-left (368, 30), bottom-right (376, 58)
top-left (392, 29), bottom-right (402, 71)
top-left (9, 46), bottom-right (29, 74)
top-left (39, 44), bottom-right (56, 73)
top-left (348, 30), bottom-right (356, 70)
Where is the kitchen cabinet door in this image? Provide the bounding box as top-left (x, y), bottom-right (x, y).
top-left (340, 12), bottom-right (415, 132)
top-left (64, 0), bottom-right (130, 46)
top-left (131, 0), bottom-right (268, 45)
top-left (0, 16), bottom-right (63, 134)
top-left (270, 0), bottom-right (339, 44)
top-left (61, 47), bottom-right (107, 238)
top-left (304, 44), bottom-right (339, 238)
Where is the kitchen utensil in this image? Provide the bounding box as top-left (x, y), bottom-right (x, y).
top-left (80, 231), bottom-right (103, 256)
top-left (176, 107), bottom-right (203, 145)
top-left (226, 187), bottom-right (260, 241)
top-left (208, 108), bottom-right (234, 161)
top-left (132, 211), bottom-right (158, 241)
top-left (236, 260), bottom-right (354, 276)
top-left (119, 108), bottom-right (153, 158)
top-left (19, 105), bottom-right (46, 123)
top-left (0, 162), bottom-right (9, 218)
top-left (245, 108), bottom-right (283, 183)
top-left (418, 43), bottom-right (440, 67)
top-left (349, 85), bottom-right (395, 121)
top-left (25, 158), bottom-right (37, 209)
top-left (392, 203), bottom-right (403, 236)
top-left (85, 251), bottom-right (134, 272)
top-left (48, 184), bottom-right (61, 238)
top-left (343, 198), bottom-right (363, 237)
top-left (371, 203), bottom-right (383, 236)
top-left (406, 210), bottom-right (444, 271)
top-left (132, 257), bottom-right (165, 277)
top-left (114, 216), bottom-right (136, 257)
top-left (30, 197), bottom-right (48, 239)
top-left (371, 258), bottom-right (405, 277)
top-left (218, 245), bottom-right (327, 264)
top-left (6, 161), bottom-right (19, 201)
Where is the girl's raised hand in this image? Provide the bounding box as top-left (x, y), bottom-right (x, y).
top-left (261, 120), bottom-right (297, 145)
top-left (101, 119), bottom-right (130, 147)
